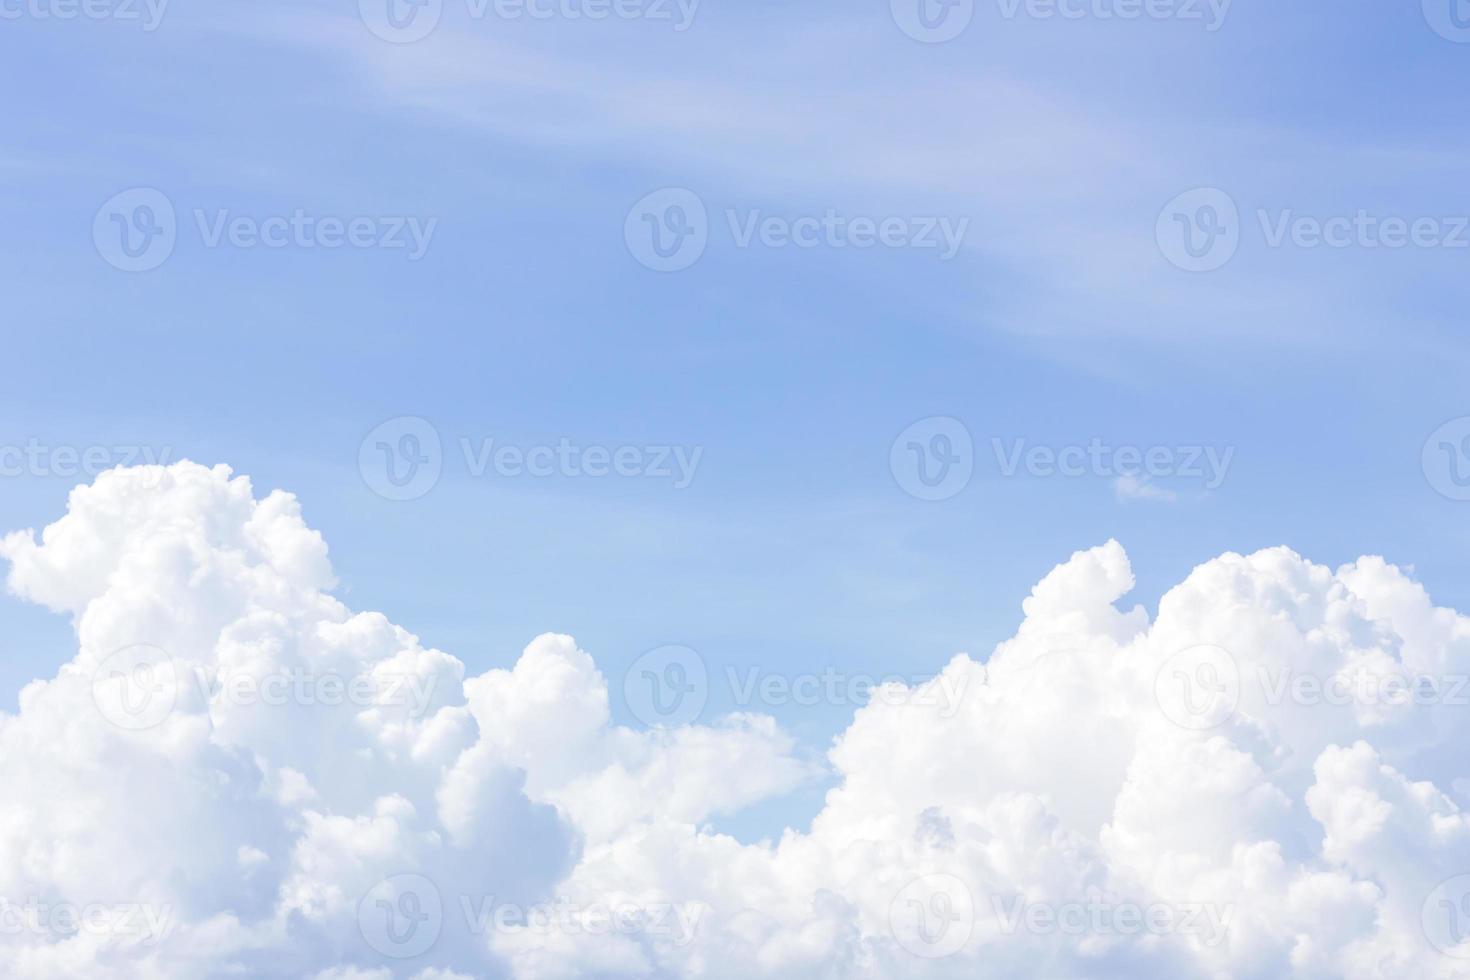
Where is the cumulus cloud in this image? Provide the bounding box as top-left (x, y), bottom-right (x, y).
top-left (2, 462), bottom-right (1469, 978)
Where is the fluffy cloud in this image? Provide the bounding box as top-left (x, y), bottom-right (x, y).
top-left (2, 462), bottom-right (1469, 978)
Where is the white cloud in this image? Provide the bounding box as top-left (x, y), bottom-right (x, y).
top-left (2, 462), bottom-right (1470, 978)
top-left (1114, 473), bottom-right (1179, 503)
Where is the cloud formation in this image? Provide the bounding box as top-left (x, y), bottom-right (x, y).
top-left (2, 462), bottom-right (1469, 978)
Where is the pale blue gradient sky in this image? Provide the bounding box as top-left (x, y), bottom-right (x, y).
top-left (2, 0), bottom-right (1469, 836)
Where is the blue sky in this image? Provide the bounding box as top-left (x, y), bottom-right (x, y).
top-left (3, 0), bottom-right (1470, 838)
